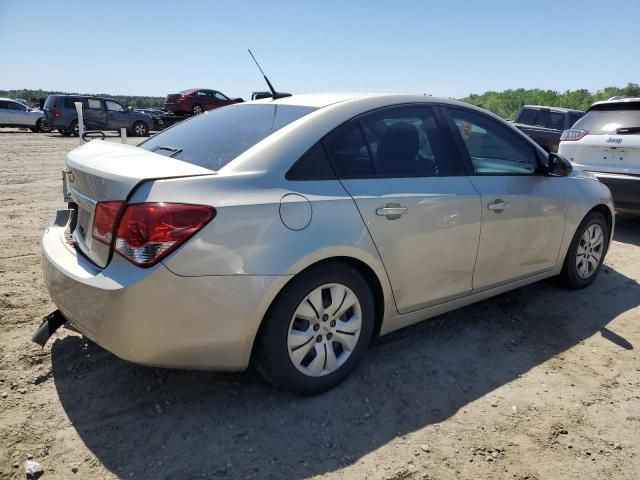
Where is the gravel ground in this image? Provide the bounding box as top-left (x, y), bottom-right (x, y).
top-left (1, 129), bottom-right (639, 480)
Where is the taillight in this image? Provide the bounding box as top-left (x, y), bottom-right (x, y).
top-left (113, 203), bottom-right (215, 267)
top-left (54, 108), bottom-right (62, 118)
top-left (92, 201), bottom-right (124, 245)
top-left (560, 129), bottom-right (588, 141)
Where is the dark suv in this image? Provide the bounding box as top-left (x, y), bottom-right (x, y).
top-left (43, 95), bottom-right (153, 137)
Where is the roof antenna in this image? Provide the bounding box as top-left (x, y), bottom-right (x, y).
top-left (248, 49), bottom-right (291, 100)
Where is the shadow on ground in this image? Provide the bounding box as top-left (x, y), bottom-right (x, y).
top-left (51, 219), bottom-right (640, 480)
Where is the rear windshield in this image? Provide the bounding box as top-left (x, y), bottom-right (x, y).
top-left (43, 96), bottom-right (58, 108)
top-left (178, 89), bottom-right (196, 95)
top-left (575, 103), bottom-right (640, 134)
top-left (140, 104), bottom-right (317, 170)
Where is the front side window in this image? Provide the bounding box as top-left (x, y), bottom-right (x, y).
top-left (87, 99), bottom-right (103, 110)
top-left (214, 92), bottom-right (229, 101)
top-left (9, 102), bottom-right (26, 111)
top-left (449, 108), bottom-right (538, 175)
top-left (323, 105), bottom-right (460, 179)
top-left (106, 100), bottom-right (125, 112)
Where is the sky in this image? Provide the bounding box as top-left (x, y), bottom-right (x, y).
top-left (1, 0), bottom-right (639, 100)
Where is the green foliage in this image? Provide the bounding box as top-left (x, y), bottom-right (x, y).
top-left (0, 89), bottom-right (165, 109)
top-left (462, 83), bottom-right (640, 120)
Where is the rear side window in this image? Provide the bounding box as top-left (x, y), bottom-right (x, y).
top-left (286, 143), bottom-right (336, 180)
top-left (140, 104), bottom-right (316, 171)
top-left (64, 97), bottom-right (82, 108)
top-left (574, 103), bottom-right (640, 134)
top-left (323, 105), bottom-right (461, 179)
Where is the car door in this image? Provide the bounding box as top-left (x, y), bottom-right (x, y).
top-left (105, 100), bottom-right (129, 131)
top-left (195, 90), bottom-right (214, 111)
top-left (0, 100), bottom-right (12, 125)
top-left (443, 106), bottom-right (566, 291)
top-left (7, 101), bottom-right (31, 126)
top-left (322, 105), bottom-right (481, 314)
top-left (83, 98), bottom-right (107, 130)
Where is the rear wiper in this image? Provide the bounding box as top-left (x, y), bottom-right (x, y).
top-left (616, 127), bottom-right (640, 134)
top-left (151, 145), bottom-right (183, 157)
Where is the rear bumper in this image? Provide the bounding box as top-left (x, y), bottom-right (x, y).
top-left (42, 211), bottom-right (290, 370)
top-left (590, 172), bottom-right (640, 214)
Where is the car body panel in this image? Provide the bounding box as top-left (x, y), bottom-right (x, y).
top-left (340, 176), bottom-right (481, 313)
top-left (41, 93), bottom-right (616, 371)
top-left (468, 175), bottom-right (566, 290)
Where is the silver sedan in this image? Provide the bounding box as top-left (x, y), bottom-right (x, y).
top-left (39, 93), bottom-right (614, 394)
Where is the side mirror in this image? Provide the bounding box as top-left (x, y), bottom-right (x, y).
top-left (547, 152), bottom-right (573, 177)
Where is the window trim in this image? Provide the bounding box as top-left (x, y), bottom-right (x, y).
top-left (442, 105), bottom-right (546, 177)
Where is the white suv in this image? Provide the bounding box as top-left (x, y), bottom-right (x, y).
top-left (559, 97), bottom-right (640, 214)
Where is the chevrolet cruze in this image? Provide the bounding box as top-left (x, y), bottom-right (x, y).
top-left (39, 93), bottom-right (614, 394)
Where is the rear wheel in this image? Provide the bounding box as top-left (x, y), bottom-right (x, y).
top-left (191, 104), bottom-right (204, 115)
top-left (132, 121), bottom-right (149, 137)
top-left (59, 128), bottom-right (71, 137)
top-left (69, 120), bottom-right (79, 137)
top-left (560, 210), bottom-right (609, 289)
top-left (254, 262), bottom-right (375, 395)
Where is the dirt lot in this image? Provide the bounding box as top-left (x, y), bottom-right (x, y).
top-left (0, 129), bottom-right (639, 480)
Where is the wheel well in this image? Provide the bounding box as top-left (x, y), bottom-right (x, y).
top-left (250, 256), bottom-right (386, 361)
top-left (591, 204), bottom-right (613, 234)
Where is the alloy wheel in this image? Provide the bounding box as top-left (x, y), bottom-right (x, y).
top-left (287, 283), bottom-right (362, 377)
top-left (575, 223), bottom-right (604, 279)
top-left (192, 105), bottom-right (203, 115)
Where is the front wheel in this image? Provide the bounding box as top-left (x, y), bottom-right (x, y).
top-left (560, 210), bottom-right (609, 289)
top-left (132, 121), bottom-right (149, 137)
top-left (254, 262), bottom-right (375, 395)
top-left (30, 119), bottom-right (42, 133)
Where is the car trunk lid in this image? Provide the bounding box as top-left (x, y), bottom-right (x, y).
top-left (562, 133), bottom-right (640, 175)
top-left (66, 140), bottom-right (214, 268)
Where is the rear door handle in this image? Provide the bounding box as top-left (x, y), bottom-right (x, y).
top-left (487, 199), bottom-right (510, 212)
top-left (376, 204), bottom-right (408, 218)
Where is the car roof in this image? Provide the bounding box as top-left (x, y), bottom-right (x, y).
top-left (589, 97), bottom-right (640, 109)
top-left (0, 97), bottom-right (22, 102)
top-left (521, 104), bottom-right (584, 114)
top-left (249, 92), bottom-right (478, 110)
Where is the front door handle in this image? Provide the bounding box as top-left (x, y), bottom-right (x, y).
top-left (487, 199), bottom-right (510, 212)
top-left (376, 203), bottom-right (408, 219)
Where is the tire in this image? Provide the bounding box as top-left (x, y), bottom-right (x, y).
top-left (254, 262), bottom-right (375, 395)
top-left (191, 104), bottom-right (204, 115)
top-left (30, 119), bottom-right (42, 133)
top-left (69, 120), bottom-right (79, 137)
top-left (59, 128), bottom-right (71, 137)
top-left (559, 210), bottom-right (609, 289)
top-left (132, 121), bottom-right (149, 137)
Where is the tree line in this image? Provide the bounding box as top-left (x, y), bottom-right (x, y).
top-left (3, 84), bottom-right (639, 118)
top-left (461, 83), bottom-right (640, 119)
top-left (0, 89), bottom-right (165, 109)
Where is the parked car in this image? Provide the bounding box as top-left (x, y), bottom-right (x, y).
top-left (513, 105), bottom-right (584, 153)
top-left (0, 97), bottom-right (46, 132)
top-left (43, 95), bottom-right (153, 137)
top-left (38, 93), bottom-right (614, 395)
top-left (134, 108), bottom-right (166, 130)
top-left (164, 88), bottom-right (243, 115)
top-left (559, 97), bottom-right (640, 214)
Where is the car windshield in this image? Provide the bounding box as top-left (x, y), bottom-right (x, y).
top-left (574, 103), bottom-right (640, 134)
top-left (140, 104), bottom-right (317, 170)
